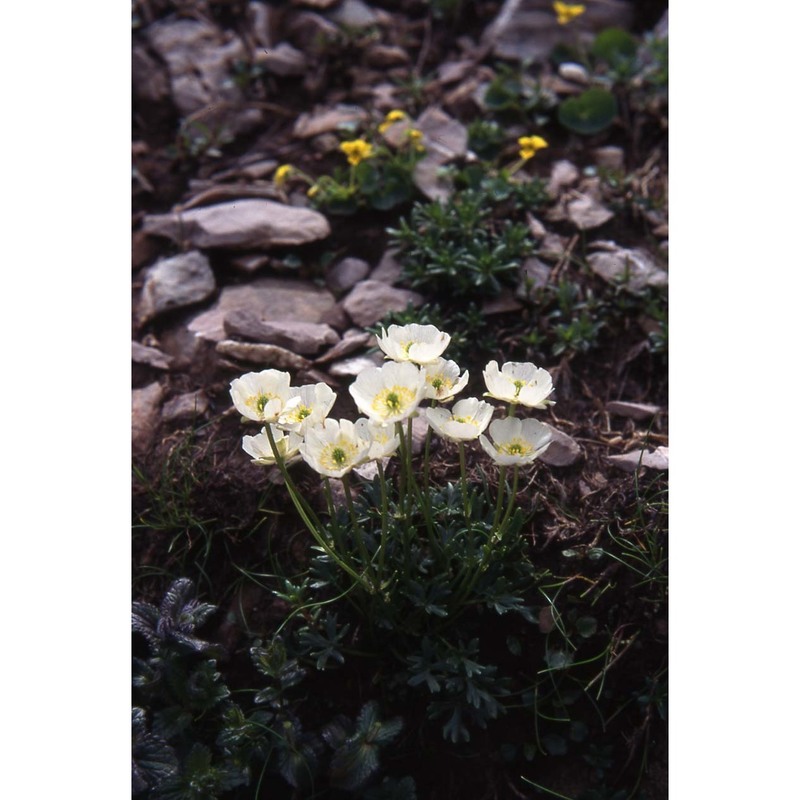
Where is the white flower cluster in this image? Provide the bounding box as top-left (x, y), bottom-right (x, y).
top-left (231, 324), bottom-right (556, 476)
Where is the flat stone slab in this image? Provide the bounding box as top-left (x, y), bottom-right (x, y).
top-left (539, 425), bottom-right (582, 467)
top-left (606, 401), bottom-right (662, 421)
top-left (587, 243), bottom-right (668, 293)
top-left (143, 199), bottom-right (330, 250)
top-left (216, 341), bottom-right (312, 371)
top-left (138, 251), bottom-right (216, 324)
top-left (187, 277), bottom-right (337, 343)
top-left (132, 382), bottom-right (164, 456)
top-left (607, 446), bottom-right (669, 473)
top-left (224, 311), bottom-right (340, 355)
top-left (340, 280), bottom-right (424, 328)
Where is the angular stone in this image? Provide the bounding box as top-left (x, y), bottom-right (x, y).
top-left (162, 391), bottom-right (210, 424)
top-left (605, 401), bottom-right (662, 421)
top-left (248, 1), bottom-right (274, 48)
top-left (517, 257), bottom-right (552, 298)
top-left (132, 341), bottom-right (173, 370)
top-left (369, 249), bottom-right (404, 284)
top-left (286, 11), bottom-right (342, 52)
top-left (566, 194), bottom-right (615, 230)
top-left (593, 146), bottom-right (625, 171)
top-left (328, 353), bottom-right (384, 377)
top-left (143, 199), bottom-right (331, 250)
top-left (607, 447), bottom-right (669, 473)
top-left (341, 280), bottom-right (424, 327)
top-left (132, 382), bottom-right (164, 456)
top-left (314, 329), bottom-right (374, 364)
top-left (138, 251), bottom-right (216, 324)
top-left (224, 310), bottom-right (340, 354)
top-left (547, 159), bottom-right (580, 197)
top-left (539, 425), bottom-right (582, 467)
top-left (326, 257), bottom-right (370, 295)
top-left (587, 243), bottom-right (668, 293)
top-left (187, 277), bottom-right (337, 343)
top-left (483, 291), bottom-right (523, 315)
top-left (255, 42), bottom-right (307, 77)
top-left (293, 104), bottom-right (369, 139)
top-left (365, 44), bottom-right (410, 68)
top-left (216, 340), bottom-right (312, 370)
top-left (328, 0), bottom-right (379, 28)
top-left (416, 106), bottom-right (468, 161)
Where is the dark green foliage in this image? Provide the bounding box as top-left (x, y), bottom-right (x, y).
top-left (482, 63), bottom-right (558, 125)
top-left (388, 190), bottom-right (533, 297)
top-left (558, 88), bottom-right (619, 135)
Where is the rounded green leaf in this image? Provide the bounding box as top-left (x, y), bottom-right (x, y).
top-left (591, 28), bottom-right (638, 66)
top-left (558, 88), bottom-right (618, 135)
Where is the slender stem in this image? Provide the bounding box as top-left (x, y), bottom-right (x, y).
top-left (458, 442), bottom-right (470, 517)
top-left (264, 425), bottom-right (367, 587)
top-left (492, 465), bottom-right (507, 535)
top-left (342, 475), bottom-right (374, 590)
top-left (498, 465), bottom-right (520, 537)
top-left (377, 460), bottom-right (389, 583)
top-left (395, 421), bottom-right (407, 513)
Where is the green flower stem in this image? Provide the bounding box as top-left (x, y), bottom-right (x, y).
top-left (498, 465), bottom-right (521, 536)
top-left (423, 402), bottom-right (436, 492)
top-left (492, 465), bottom-right (508, 536)
top-left (395, 421), bottom-right (407, 514)
top-left (264, 425), bottom-right (368, 589)
top-left (508, 402), bottom-right (518, 418)
top-left (404, 417), bottom-right (439, 556)
top-left (342, 475), bottom-right (375, 590)
top-left (376, 460), bottom-right (390, 584)
top-left (458, 442), bottom-right (471, 517)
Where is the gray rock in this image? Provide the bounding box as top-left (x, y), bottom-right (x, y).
top-left (539, 425), bottom-right (582, 467)
top-left (229, 254), bottom-right (270, 274)
top-left (326, 257), bottom-right (370, 295)
top-left (593, 146), bottom-right (625, 171)
top-left (132, 44), bottom-right (171, 107)
top-left (411, 107), bottom-right (469, 201)
top-left (146, 18), bottom-right (250, 124)
top-left (143, 199), bottom-right (331, 250)
top-left (482, 291), bottom-right (523, 315)
top-left (517, 257), bottom-right (552, 298)
top-left (248, 1), bottom-right (274, 47)
top-left (286, 11), bottom-right (342, 52)
top-left (558, 62), bottom-right (589, 85)
top-left (132, 382), bottom-right (164, 456)
top-left (255, 42), bottom-right (307, 77)
top-left (132, 341), bottom-right (173, 370)
top-left (605, 401), bottom-right (662, 421)
top-left (328, 353), bottom-right (385, 377)
top-left (341, 280), bottom-right (424, 327)
top-left (314, 329), bottom-right (374, 364)
top-left (328, 0), bottom-right (379, 28)
top-left (369, 249), bottom-right (404, 284)
top-left (566, 194), bottom-right (615, 230)
top-left (319, 302), bottom-right (351, 332)
top-left (138, 251), bottom-right (216, 324)
top-left (365, 44), bottom-right (410, 68)
top-left (607, 447), bottom-right (669, 473)
top-left (483, 0), bottom-right (633, 62)
top-left (187, 277), bottom-right (337, 343)
top-left (162, 391), bottom-right (210, 424)
top-left (547, 160), bottom-right (580, 197)
top-left (216, 340), bottom-right (312, 371)
top-left (293, 104), bottom-right (369, 138)
top-left (587, 243), bottom-right (668, 293)
top-left (224, 310), bottom-right (340, 354)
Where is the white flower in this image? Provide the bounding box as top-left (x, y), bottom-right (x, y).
top-left (426, 398), bottom-right (494, 442)
top-left (278, 382), bottom-right (337, 435)
top-left (479, 417), bottom-right (553, 466)
top-left (299, 418), bottom-right (372, 478)
top-left (355, 418), bottom-right (401, 460)
top-left (483, 361), bottom-right (554, 408)
top-left (376, 323), bottom-right (451, 365)
top-left (230, 369), bottom-right (292, 423)
top-left (242, 426), bottom-right (303, 466)
top-left (349, 361), bottom-right (426, 425)
top-left (421, 358), bottom-right (469, 402)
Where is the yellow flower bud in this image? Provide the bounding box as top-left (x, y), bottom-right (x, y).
top-left (553, 1), bottom-right (585, 25)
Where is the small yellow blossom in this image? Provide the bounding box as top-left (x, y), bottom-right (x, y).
top-left (307, 184), bottom-right (319, 198)
top-left (407, 128), bottom-right (425, 151)
top-left (518, 135), bottom-right (549, 161)
top-left (274, 164), bottom-right (293, 188)
top-left (378, 109), bottom-right (408, 134)
top-left (340, 139), bottom-right (374, 166)
top-left (553, 1), bottom-right (585, 25)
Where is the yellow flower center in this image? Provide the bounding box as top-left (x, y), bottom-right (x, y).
top-left (513, 380), bottom-right (525, 398)
top-left (553, 1), bottom-right (585, 25)
top-left (498, 438), bottom-right (533, 457)
top-left (430, 375), bottom-right (453, 393)
top-left (453, 416), bottom-right (474, 425)
top-left (319, 440), bottom-right (359, 471)
top-left (373, 385), bottom-right (416, 418)
top-left (248, 393), bottom-right (276, 414)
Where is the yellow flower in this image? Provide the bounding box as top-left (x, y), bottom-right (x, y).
top-left (378, 109), bottom-right (408, 134)
top-left (553, 1), bottom-right (585, 25)
top-left (518, 135), bottom-right (549, 161)
top-left (340, 139), bottom-right (374, 166)
top-left (407, 128), bottom-right (425, 151)
top-left (273, 164), bottom-right (293, 188)
top-left (307, 184), bottom-right (319, 198)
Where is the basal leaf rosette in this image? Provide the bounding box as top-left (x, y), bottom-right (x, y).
top-left (230, 369), bottom-right (293, 423)
top-left (421, 358), bottom-right (469, 402)
top-left (479, 417), bottom-right (553, 466)
top-left (426, 398), bottom-right (494, 442)
top-left (349, 361), bottom-right (426, 425)
top-left (278, 382), bottom-right (337, 435)
top-left (483, 360), bottom-right (554, 409)
top-left (377, 323), bottom-right (451, 365)
top-left (242, 426), bottom-right (303, 466)
top-left (299, 419), bottom-right (373, 479)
